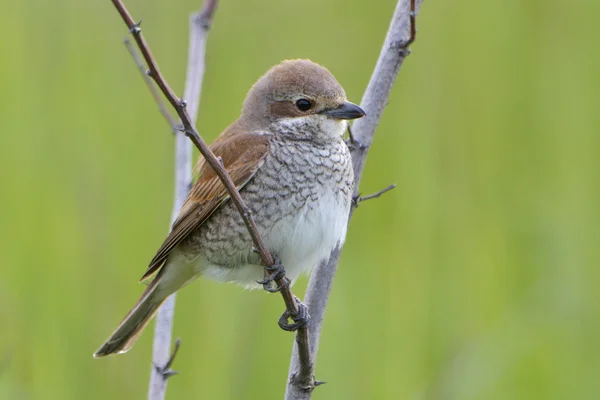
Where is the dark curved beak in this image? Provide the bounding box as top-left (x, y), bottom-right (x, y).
top-left (321, 101), bottom-right (366, 120)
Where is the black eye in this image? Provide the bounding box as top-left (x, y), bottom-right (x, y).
top-left (295, 98), bottom-right (312, 111)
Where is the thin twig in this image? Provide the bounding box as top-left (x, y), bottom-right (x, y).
top-left (124, 39), bottom-right (179, 134)
top-left (346, 125), bottom-right (356, 146)
top-left (123, 1), bottom-right (217, 399)
top-left (357, 184), bottom-right (396, 204)
top-left (285, 1), bottom-right (423, 399)
top-left (110, 0), bottom-right (312, 391)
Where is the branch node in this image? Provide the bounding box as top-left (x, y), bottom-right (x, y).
top-left (346, 126), bottom-right (369, 151)
top-left (240, 205), bottom-right (253, 220)
top-left (346, 139), bottom-right (368, 152)
top-left (391, 40), bottom-right (413, 56)
top-left (130, 20), bottom-right (142, 34)
top-left (179, 99), bottom-right (187, 109)
top-left (197, 0), bottom-right (218, 29)
top-left (290, 373), bottom-right (318, 393)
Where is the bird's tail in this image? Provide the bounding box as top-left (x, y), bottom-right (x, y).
top-left (94, 270), bottom-right (168, 358)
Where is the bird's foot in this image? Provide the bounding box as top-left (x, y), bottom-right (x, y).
top-left (278, 297), bottom-right (310, 332)
top-left (257, 256), bottom-right (289, 293)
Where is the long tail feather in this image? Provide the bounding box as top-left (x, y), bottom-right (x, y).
top-left (93, 272), bottom-right (166, 358)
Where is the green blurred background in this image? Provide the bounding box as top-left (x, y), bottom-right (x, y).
top-left (1, 0), bottom-right (599, 399)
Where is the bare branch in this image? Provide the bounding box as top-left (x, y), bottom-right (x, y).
top-left (351, 0), bottom-right (420, 189)
top-left (110, 0), bottom-right (313, 393)
top-left (110, 0), bottom-right (304, 313)
top-left (285, 1), bottom-right (423, 399)
top-left (357, 184), bottom-right (396, 204)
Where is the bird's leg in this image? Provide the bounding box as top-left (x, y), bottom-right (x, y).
top-left (257, 255), bottom-right (288, 293)
top-left (278, 296), bottom-right (310, 332)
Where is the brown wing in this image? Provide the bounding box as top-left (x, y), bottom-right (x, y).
top-left (139, 129), bottom-right (270, 281)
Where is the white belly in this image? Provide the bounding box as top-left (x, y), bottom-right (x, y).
top-left (200, 188), bottom-right (350, 288)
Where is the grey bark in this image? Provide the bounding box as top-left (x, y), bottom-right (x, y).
top-left (284, 1), bottom-right (424, 399)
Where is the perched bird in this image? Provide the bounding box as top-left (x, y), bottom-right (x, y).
top-left (94, 59), bottom-right (365, 357)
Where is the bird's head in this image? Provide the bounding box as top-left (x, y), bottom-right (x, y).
top-left (240, 59), bottom-right (365, 141)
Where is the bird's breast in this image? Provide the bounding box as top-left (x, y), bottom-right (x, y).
top-left (255, 138), bottom-right (353, 282)
top-left (261, 184), bottom-right (350, 283)
top-left (186, 137), bottom-right (353, 287)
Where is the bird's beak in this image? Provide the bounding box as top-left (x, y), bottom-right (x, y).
top-left (321, 102), bottom-right (366, 120)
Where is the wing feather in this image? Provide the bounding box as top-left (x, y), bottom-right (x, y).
top-left (140, 130), bottom-right (270, 281)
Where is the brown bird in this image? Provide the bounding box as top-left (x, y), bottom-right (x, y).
top-left (94, 59), bottom-right (365, 357)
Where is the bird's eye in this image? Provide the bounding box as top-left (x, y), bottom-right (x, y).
top-left (295, 99), bottom-right (312, 111)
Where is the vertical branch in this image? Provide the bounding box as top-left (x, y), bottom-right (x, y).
top-left (146, 2), bottom-right (218, 400)
top-left (284, 0), bottom-right (423, 399)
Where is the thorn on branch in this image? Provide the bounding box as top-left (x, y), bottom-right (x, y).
top-left (153, 338), bottom-right (182, 380)
top-left (130, 20), bottom-right (142, 34)
top-left (290, 372), bottom-right (319, 393)
top-left (353, 184), bottom-right (396, 208)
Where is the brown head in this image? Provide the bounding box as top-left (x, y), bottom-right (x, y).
top-left (239, 59), bottom-right (365, 140)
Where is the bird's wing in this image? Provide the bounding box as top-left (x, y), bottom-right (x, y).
top-left (140, 130), bottom-right (270, 282)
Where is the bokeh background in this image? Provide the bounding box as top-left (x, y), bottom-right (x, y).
top-left (1, 0), bottom-right (599, 399)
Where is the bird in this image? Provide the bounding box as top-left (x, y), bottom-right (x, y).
top-left (94, 59), bottom-right (365, 357)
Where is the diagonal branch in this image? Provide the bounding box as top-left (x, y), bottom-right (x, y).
top-left (285, 0), bottom-right (423, 399)
top-left (110, 0), bottom-right (312, 392)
